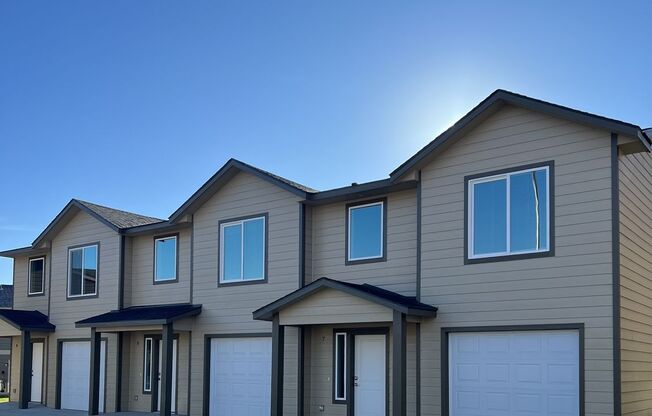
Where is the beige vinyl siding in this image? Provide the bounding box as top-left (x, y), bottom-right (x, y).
top-left (127, 227), bottom-right (191, 307)
top-left (12, 255), bottom-right (49, 314)
top-left (418, 105), bottom-right (615, 416)
top-left (45, 210), bottom-right (121, 411)
top-left (188, 171), bottom-right (303, 416)
top-left (279, 288), bottom-right (393, 326)
top-left (619, 150), bottom-right (652, 416)
top-left (309, 189), bottom-right (417, 296)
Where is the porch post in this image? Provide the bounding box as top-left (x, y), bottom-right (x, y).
top-left (89, 328), bottom-right (102, 415)
top-left (18, 330), bottom-right (32, 409)
top-left (392, 311), bottom-right (407, 416)
top-left (271, 314), bottom-right (285, 416)
top-left (160, 323), bottom-right (174, 416)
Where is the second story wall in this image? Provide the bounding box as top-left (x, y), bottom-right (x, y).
top-left (12, 254), bottom-right (49, 314)
top-left (308, 189), bottom-right (417, 296)
top-left (49, 210), bottom-right (120, 332)
top-left (125, 227), bottom-right (192, 307)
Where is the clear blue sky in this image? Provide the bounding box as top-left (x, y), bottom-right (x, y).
top-left (1, 1), bottom-right (651, 284)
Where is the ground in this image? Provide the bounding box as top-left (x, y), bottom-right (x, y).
top-left (0, 403), bottom-right (150, 415)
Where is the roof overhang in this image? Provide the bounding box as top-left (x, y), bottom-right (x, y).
top-left (390, 89), bottom-right (652, 181)
top-left (0, 309), bottom-right (55, 333)
top-left (75, 303), bottom-right (202, 329)
top-left (304, 179), bottom-right (417, 205)
top-left (253, 277), bottom-right (437, 322)
top-left (169, 159), bottom-right (311, 223)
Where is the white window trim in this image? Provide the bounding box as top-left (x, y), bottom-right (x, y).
top-left (347, 201), bottom-right (384, 261)
top-left (28, 257), bottom-right (45, 295)
top-left (468, 166), bottom-right (550, 259)
top-left (143, 337), bottom-right (153, 392)
top-left (219, 216), bottom-right (266, 283)
top-left (67, 244), bottom-right (99, 298)
top-left (334, 332), bottom-right (347, 401)
top-left (154, 235), bottom-right (177, 282)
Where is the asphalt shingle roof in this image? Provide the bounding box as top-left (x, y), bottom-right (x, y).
top-left (76, 303), bottom-right (202, 327)
top-left (75, 199), bottom-right (164, 229)
top-left (0, 309), bottom-right (54, 331)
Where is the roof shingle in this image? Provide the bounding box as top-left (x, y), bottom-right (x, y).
top-left (75, 199), bottom-right (164, 229)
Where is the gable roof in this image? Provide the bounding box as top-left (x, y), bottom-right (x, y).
top-left (390, 89), bottom-right (652, 181)
top-left (30, 199), bottom-right (164, 248)
top-left (252, 277), bottom-right (437, 321)
top-left (169, 158), bottom-right (316, 223)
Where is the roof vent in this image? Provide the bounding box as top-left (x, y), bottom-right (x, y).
top-left (351, 182), bottom-right (358, 186)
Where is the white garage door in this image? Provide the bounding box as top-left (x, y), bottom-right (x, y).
top-left (209, 337), bottom-right (271, 416)
top-left (449, 330), bottom-right (579, 416)
top-left (60, 340), bottom-right (106, 412)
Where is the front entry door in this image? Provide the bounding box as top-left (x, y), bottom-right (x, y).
top-left (157, 339), bottom-right (178, 412)
top-left (354, 334), bottom-right (386, 416)
top-left (30, 342), bottom-right (43, 402)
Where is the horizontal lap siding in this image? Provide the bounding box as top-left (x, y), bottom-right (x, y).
top-left (189, 171), bottom-right (302, 416)
top-left (619, 151), bottom-right (652, 416)
top-left (12, 255), bottom-right (49, 314)
top-left (419, 105), bottom-right (614, 416)
top-left (127, 227), bottom-right (191, 307)
top-left (310, 190), bottom-right (417, 296)
top-left (46, 210), bottom-right (121, 411)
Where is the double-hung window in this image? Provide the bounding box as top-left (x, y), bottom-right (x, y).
top-left (68, 244), bottom-right (98, 297)
top-left (154, 235), bottom-right (177, 282)
top-left (334, 332), bottom-right (347, 402)
top-left (28, 257), bottom-right (45, 295)
top-left (220, 215), bottom-right (266, 283)
top-left (468, 164), bottom-right (551, 260)
top-left (347, 200), bottom-right (385, 263)
top-left (143, 337), bottom-right (153, 393)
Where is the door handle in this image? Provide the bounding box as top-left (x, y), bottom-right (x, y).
top-left (354, 376), bottom-right (359, 380)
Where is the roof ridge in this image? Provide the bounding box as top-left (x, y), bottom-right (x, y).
top-left (74, 199), bottom-right (165, 223)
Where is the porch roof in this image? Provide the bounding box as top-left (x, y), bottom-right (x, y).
top-left (0, 309), bottom-right (55, 332)
top-left (75, 303), bottom-right (202, 328)
top-left (253, 277), bottom-right (437, 322)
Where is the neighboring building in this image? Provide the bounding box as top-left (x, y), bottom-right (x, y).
top-left (0, 285), bottom-right (13, 395)
top-left (0, 89), bottom-right (651, 416)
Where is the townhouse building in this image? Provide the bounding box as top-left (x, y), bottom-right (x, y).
top-left (1, 90), bottom-right (652, 416)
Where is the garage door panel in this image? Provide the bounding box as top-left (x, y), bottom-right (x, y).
top-left (60, 340), bottom-right (106, 412)
top-left (209, 337), bottom-right (271, 416)
top-left (449, 330), bottom-right (579, 416)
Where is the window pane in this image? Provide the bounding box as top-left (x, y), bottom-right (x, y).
top-left (30, 259), bottom-right (44, 294)
top-left (222, 224), bottom-right (242, 281)
top-left (349, 204), bottom-right (383, 260)
top-left (335, 334), bottom-right (346, 400)
top-left (70, 249), bottom-right (83, 296)
top-left (83, 246), bottom-right (97, 295)
top-left (473, 179), bottom-right (507, 255)
top-left (144, 338), bottom-right (152, 391)
top-left (155, 237), bottom-right (177, 281)
top-left (510, 169), bottom-right (548, 252)
top-left (243, 218), bottom-right (264, 280)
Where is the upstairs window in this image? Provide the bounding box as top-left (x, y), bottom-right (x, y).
top-left (220, 215), bottom-right (266, 283)
top-left (347, 200), bottom-right (385, 263)
top-left (468, 164), bottom-right (551, 260)
top-left (154, 235), bottom-right (177, 282)
top-left (28, 257), bottom-right (45, 295)
top-left (68, 244), bottom-right (98, 297)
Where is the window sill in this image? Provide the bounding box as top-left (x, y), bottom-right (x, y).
top-left (465, 250), bottom-right (553, 265)
top-left (66, 293), bottom-right (98, 300)
top-left (218, 278), bottom-right (267, 287)
top-left (345, 256), bottom-right (386, 266)
top-left (153, 278), bottom-right (178, 285)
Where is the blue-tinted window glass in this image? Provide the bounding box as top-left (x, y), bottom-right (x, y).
top-left (155, 237), bottom-right (177, 281)
top-left (473, 179), bottom-right (507, 255)
top-left (510, 169), bottom-right (548, 252)
top-left (349, 203), bottom-right (383, 260)
top-left (243, 218), bottom-right (264, 280)
top-left (70, 249), bottom-right (83, 296)
top-left (83, 245), bottom-right (97, 295)
top-left (222, 224), bottom-right (242, 281)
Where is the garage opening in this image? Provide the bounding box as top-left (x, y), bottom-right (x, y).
top-left (447, 328), bottom-right (580, 416)
top-left (59, 340), bottom-right (106, 412)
